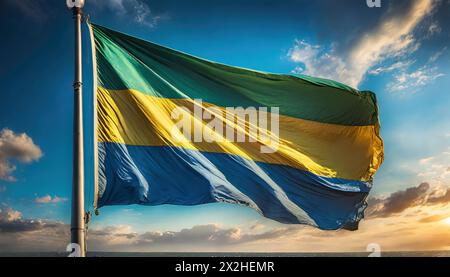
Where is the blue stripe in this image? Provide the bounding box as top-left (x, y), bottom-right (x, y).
top-left (98, 142), bottom-right (369, 230)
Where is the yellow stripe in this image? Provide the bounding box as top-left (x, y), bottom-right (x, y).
top-left (97, 87), bottom-right (383, 181)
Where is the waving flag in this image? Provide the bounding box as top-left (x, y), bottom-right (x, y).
top-left (89, 23), bottom-right (383, 230)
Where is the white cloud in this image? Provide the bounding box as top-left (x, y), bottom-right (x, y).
top-left (0, 128), bottom-right (43, 181)
top-left (387, 65), bottom-right (444, 92)
top-left (34, 195), bottom-right (68, 204)
top-left (289, 41), bottom-right (351, 84)
top-left (384, 45), bottom-right (446, 93)
top-left (91, 0), bottom-right (166, 28)
top-left (427, 21), bottom-right (442, 37)
top-left (416, 147), bottom-right (450, 184)
top-left (428, 46), bottom-right (447, 63)
top-left (368, 60), bottom-right (415, 75)
top-left (288, 0), bottom-right (437, 88)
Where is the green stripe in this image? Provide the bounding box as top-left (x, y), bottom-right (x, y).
top-left (91, 23), bottom-right (379, 126)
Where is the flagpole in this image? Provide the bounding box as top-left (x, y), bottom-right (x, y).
top-left (69, 1), bottom-right (86, 257)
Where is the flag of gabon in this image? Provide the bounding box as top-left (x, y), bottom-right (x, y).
top-left (89, 23), bottom-right (384, 231)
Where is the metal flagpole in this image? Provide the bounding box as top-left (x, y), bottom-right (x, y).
top-left (68, 0), bottom-right (86, 257)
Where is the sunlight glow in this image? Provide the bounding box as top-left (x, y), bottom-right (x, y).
top-left (443, 217), bottom-right (450, 225)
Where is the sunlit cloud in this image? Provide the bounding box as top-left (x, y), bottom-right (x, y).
top-left (417, 148), bottom-right (450, 184)
top-left (367, 183), bottom-right (430, 218)
top-left (1, 180), bottom-right (450, 253)
top-left (0, 128), bottom-right (43, 182)
top-left (288, 0), bottom-right (438, 88)
top-left (34, 195), bottom-right (68, 204)
top-left (419, 213), bottom-right (450, 223)
top-left (419, 156), bottom-right (434, 164)
top-left (0, 205), bottom-right (22, 222)
top-left (0, 205), bottom-right (67, 252)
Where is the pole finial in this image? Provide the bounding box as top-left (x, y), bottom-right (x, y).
top-left (66, 0), bottom-right (85, 9)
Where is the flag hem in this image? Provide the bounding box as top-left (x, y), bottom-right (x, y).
top-left (88, 21), bottom-right (99, 209)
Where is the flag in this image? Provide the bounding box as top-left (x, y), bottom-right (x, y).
top-left (89, 23), bottom-right (383, 230)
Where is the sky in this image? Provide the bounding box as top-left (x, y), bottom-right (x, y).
top-left (0, 0), bottom-right (450, 253)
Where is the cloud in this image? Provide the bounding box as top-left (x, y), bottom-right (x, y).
top-left (34, 195), bottom-right (68, 204)
top-left (87, 223), bottom-right (298, 251)
top-left (1, 195), bottom-right (450, 253)
top-left (367, 180), bottom-right (450, 218)
top-left (0, 208), bottom-right (297, 252)
top-left (289, 41), bottom-right (351, 84)
top-left (288, 0), bottom-right (437, 88)
top-left (0, 204), bottom-right (64, 234)
top-left (428, 46), bottom-right (447, 63)
top-left (367, 182), bottom-right (431, 217)
top-left (419, 156), bottom-right (434, 164)
top-left (368, 60), bottom-right (415, 75)
top-left (91, 0), bottom-right (166, 28)
top-left (249, 222), bottom-right (265, 231)
top-left (427, 187), bottom-right (450, 204)
top-left (383, 45), bottom-right (448, 93)
top-left (0, 205), bottom-right (22, 222)
top-left (136, 224), bottom-right (243, 245)
top-left (384, 43), bottom-right (446, 94)
top-left (416, 148), bottom-right (450, 182)
top-left (387, 65), bottom-right (444, 92)
top-left (0, 207), bottom-right (68, 252)
top-left (427, 21), bottom-right (442, 37)
top-left (419, 213), bottom-right (450, 223)
top-left (0, 128), bottom-right (43, 181)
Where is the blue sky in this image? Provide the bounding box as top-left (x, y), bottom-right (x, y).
top-left (1, 0), bottom-right (450, 252)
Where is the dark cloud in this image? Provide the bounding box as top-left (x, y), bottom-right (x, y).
top-left (89, 224), bottom-right (298, 251)
top-left (0, 205), bottom-right (68, 253)
top-left (0, 204), bottom-right (63, 233)
top-left (367, 182), bottom-right (450, 218)
top-left (0, 218), bottom-right (45, 233)
top-left (367, 183), bottom-right (430, 217)
top-left (427, 187), bottom-right (450, 205)
top-left (0, 204), bottom-right (296, 253)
